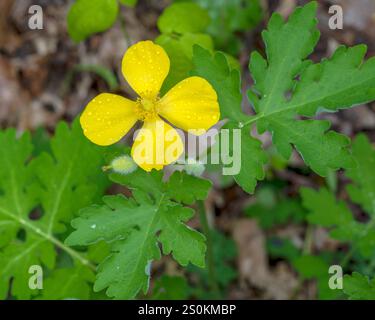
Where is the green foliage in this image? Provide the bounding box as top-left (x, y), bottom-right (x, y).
top-left (150, 231), bottom-right (237, 300)
top-left (292, 254), bottom-right (339, 299)
top-left (301, 135), bottom-right (375, 259)
top-left (343, 272), bottom-right (375, 300)
top-left (157, 1), bottom-right (244, 93)
top-left (188, 230), bottom-right (237, 299)
top-left (157, 33), bottom-right (213, 93)
top-left (267, 237), bottom-right (300, 261)
top-left (192, 46), bottom-right (267, 193)
top-left (192, 1), bottom-right (375, 194)
top-left (32, 127), bottom-right (51, 157)
top-left (39, 266), bottom-right (96, 300)
top-left (66, 170), bottom-right (211, 299)
top-left (244, 137), bottom-right (375, 300)
top-left (298, 134), bottom-right (375, 299)
top-left (190, 0), bottom-right (263, 54)
top-left (301, 187), bottom-right (353, 228)
top-left (208, 231), bottom-right (237, 288)
top-left (119, 0), bottom-right (138, 7)
top-left (156, 2), bottom-right (214, 92)
top-left (293, 255), bottom-right (328, 279)
top-left (67, 0), bottom-right (139, 42)
top-left (151, 276), bottom-right (190, 300)
top-left (346, 134), bottom-right (375, 216)
top-left (150, 230), bottom-right (237, 300)
top-left (249, 1), bottom-right (375, 176)
top-left (192, 46), bottom-right (246, 123)
top-left (158, 2), bottom-right (210, 34)
top-left (67, 0), bottom-right (119, 42)
top-left (0, 120), bottom-right (109, 299)
top-left (67, 64), bottom-right (119, 92)
top-left (166, 172), bottom-right (212, 205)
top-left (246, 185), bottom-right (306, 228)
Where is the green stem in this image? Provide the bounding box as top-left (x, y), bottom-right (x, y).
top-left (290, 224), bottom-right (314, 299)
top-left (340, 217), bottom-right (375, 269)
top-left (0, 208), bottom-right (96, 271)
top-left (239, 113), bottom-right (264, 128)
top-left (326, 169), bottom-right (337, 194)
top-left (60, 64), bottom-right (119, 96)
top-left (303, 224), bottom-right (314, 255)
top-left (340, 246), bottom-right (355, 269)
top-left (198, 200), bottom-right (220, 298)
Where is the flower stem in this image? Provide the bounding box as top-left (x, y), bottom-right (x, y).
top-left (198, 200), bottom-right (220, 298)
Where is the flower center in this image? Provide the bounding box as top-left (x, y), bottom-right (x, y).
top-left (135, 97), bottom-right (159, 121)
top-left (141, 98), bottom-right (154, 111)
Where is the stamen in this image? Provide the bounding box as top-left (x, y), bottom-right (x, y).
top-left (134, 96), bottom-right (160, 121)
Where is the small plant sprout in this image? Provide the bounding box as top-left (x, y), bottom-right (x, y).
top-left (103, 155), bottom-right (138, 175)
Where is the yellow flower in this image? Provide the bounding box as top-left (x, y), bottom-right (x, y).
top-left (80, 40), bottom-right (220, 171)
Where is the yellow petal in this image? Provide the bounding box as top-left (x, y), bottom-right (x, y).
top-left (122, 41), bottom-right (170, 99)
top-left (131, 117), bottom-right (184, 171)
top-left (158, 76), bottom-right (220, 135)
top-left (80, 93), bottom-right (138, 146)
